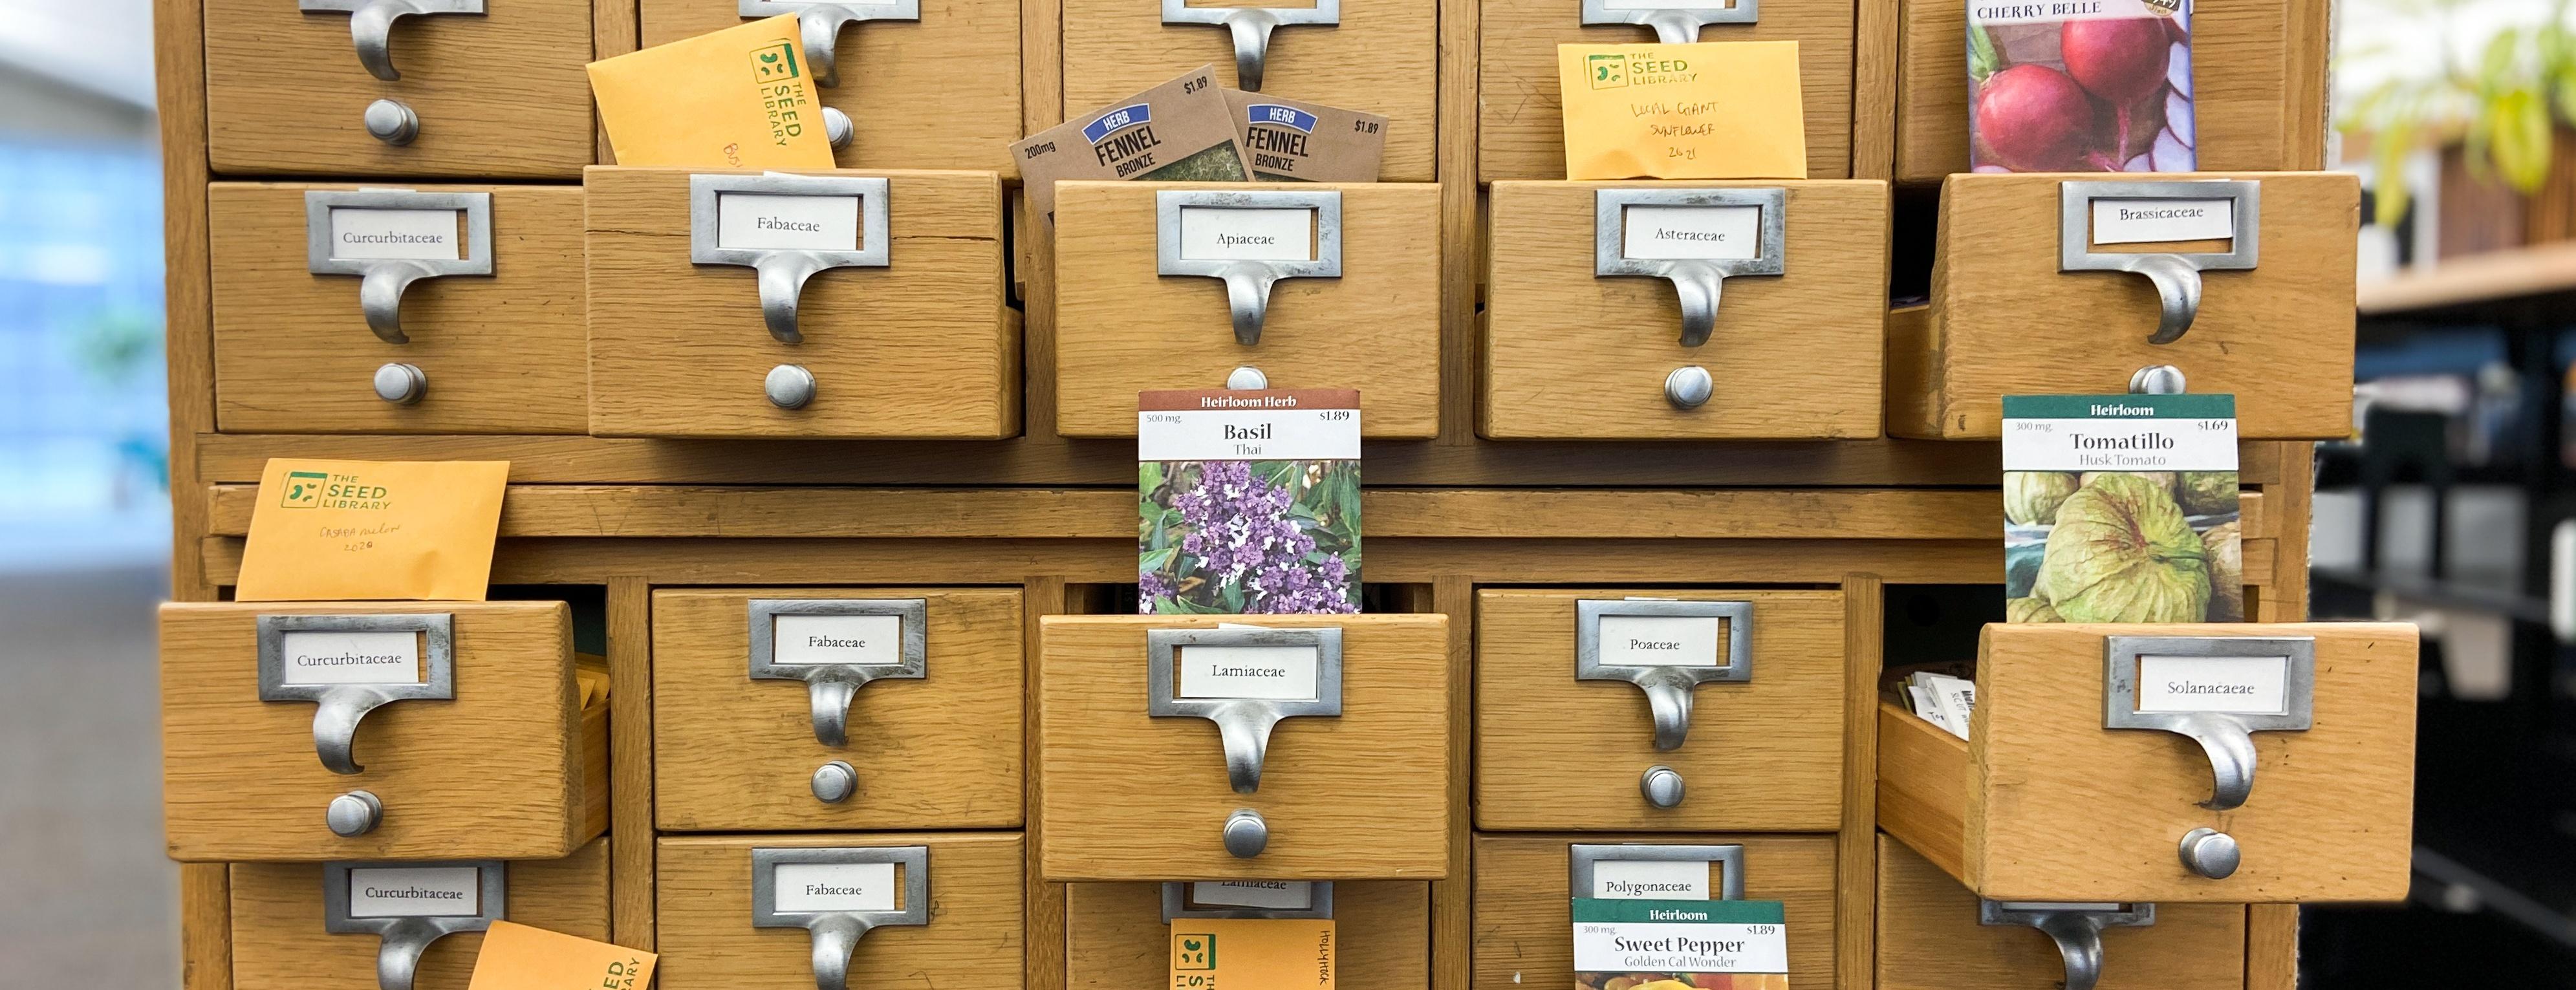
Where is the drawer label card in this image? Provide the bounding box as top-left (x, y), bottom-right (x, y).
top-left (772, 861), bottom-right (898, 913)
top-left (1572, 898), bottom-right (1788, 979)
top-left (1178, 206), bottom-right (1314, 261)
top-left (1590, 857), bottom-right (1711, 899)
top-left (772, 614), bottom-right (904, 666)
top-left (1193, 881), bottom-right (1315, 910)
top-left (1596, 615), bottom-right (1724, 667)
top-left (2091, 198), bottom-right (2236, 246)
top-left (1178, 645), bottom-right (1320, 700)
top-left (278, 629), bottom-right (421, 686)
top-left (329, 208), bottom-right (462, 261)
top-left (718, 193), bottom-right (861, 252)
top-left (2135, 653), bottom-right (2291, 715)
top-left (1621, 205), bottom-right (1763, 261)
top-left (348, 866), bottom-right (482, 918)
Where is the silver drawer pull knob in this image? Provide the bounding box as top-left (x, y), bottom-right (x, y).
top-left (2129, 363), bottom-right (2186, 396)
top-left (373, 363), bottom-right (427, 405)
top-left (810, 760), bottom-right (858, 804)
top-left (301, 0), bottom-right (486, 81)
top-left (1665, 365), bottom-right (1713, 409)
top-left (1226, 365), bottom-right (1268, 391)
top-left (1223, 808), bottom-right (1269, 858)
top-left (326, 790), bottom-right (384, 837)
top-left (2178, 827), bottom-right (2240, 879)
top-left (823, 106), bottom-right (854, 151)
top-left (363, 98), bottom-right (420, 146)
top-left (1639, 765), bottom-right (1685, 808)
top-left (766, 364), bottom-right (817, 409)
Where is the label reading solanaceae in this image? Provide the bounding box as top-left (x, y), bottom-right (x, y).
top-left (2136, 653), bottom-right (2290, 715)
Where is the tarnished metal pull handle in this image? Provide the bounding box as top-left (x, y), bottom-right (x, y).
top-left (358, 262), bottom-right (437, 344)
top-left (1640, 674), bottom-right (1696, 751)
top-left (806, 914), bottom-right (869, 990)
top-left (808, 679), bottom-right (860, 747)
top-left (1220, 268), bottom-right (1283, 346)
top-left (312, 687), bottom-right (410, 775)
top-left (755, 253), bottom-right (835, 344)
top-left (1661, 259), bottom-right (1724, 347)
top-left (303, 0), bottom-right (486, 81)
top-left (373, 917), bottom-right (453, 990)
top-left (2163, 711), bottom-right (2259, 810)
top-left (1223, 11), bottom-right (1285, 91)
top-left (803, 9), bottom-right (854, 86)
top-left (1980, 900), bottom-right (2152, 990)
top-left (2033, 913), bottom-right (2108, 990)
top-left (1210, 702), bottom-right (1289, 793)
top-left (1641, 12), bottom-right (1704, 41)
top-left (2119, 253), bottom-right (2203, 345)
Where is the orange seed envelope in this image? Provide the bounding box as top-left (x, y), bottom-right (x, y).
top-left (1557, 41), bottom-right (1807, 180)
top-left (464, 921), bottom-right (655, 990)
top-left (1172, 918), bottom-right (1334, 990)
top-left (235, 458), bottom-right (507, 602)
top-left (587, 14), bottom-right (836, 169)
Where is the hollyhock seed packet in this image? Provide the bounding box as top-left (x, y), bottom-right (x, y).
top-left (1967, 0), bottom-right (2195, 172)
top-left (1139, 390), bottom-right (1361, 615)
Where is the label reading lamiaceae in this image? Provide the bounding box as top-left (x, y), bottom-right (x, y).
top-left (1621, 205), bottom-right (1763, 261)
top-left (1138, 390), bottom-right (1361, 462)
top-left (329, 208), bottom-right (462, 261)
top-left (1596, 615), bottom-right (1724, 667)
top-left (1572, 899), bottom-right (1789, 975)
top-left (1193, 881), bottom-right (1315, 910)
top-left (717, 193), bottom-right (860, 252)
top-left (1592, 858), bottom-right (1712, 899)
top-left (2000, 394), bottom-right (2238, 473)
top-left (347, 866), bottom-right (481, 918)
top-left (773, 862), bottom-right (898, 913)
top-left (772, 614), bottom-right (904, 666)
top-left (2136, 654), bottom-right (2290, 715)
top-left (1178, 206), bottom-right (1314, 261)
top-left (278, 630), bottom-right (422, 687)
top-left (1178, 645), bottom-right (1320, 701)
top-left (2091, 198), bottom-right (2235, 246)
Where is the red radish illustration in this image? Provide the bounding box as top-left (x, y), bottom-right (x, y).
top-left (2062, 18), bottom-right (2173, 169)
top-left (1974, 63), bottom-right (2098, 171)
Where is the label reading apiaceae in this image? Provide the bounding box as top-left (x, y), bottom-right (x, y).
top-left (1179, 206), bottom-right (1315, 261)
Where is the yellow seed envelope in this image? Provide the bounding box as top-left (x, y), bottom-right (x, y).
top-left (588, 14), bottom-right (836, 169)
top-left (236, 459), bottom-right (508, 603)
top-left (1172, 918), bottom-right (1335, 990)
top-left (465, 921), bottom-right (655, 990)
top-left (1557, 41), bottom-right (1808, 180)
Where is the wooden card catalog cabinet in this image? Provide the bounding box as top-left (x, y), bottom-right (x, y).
top-left (1469, 836), bottom-right (1838, 989)
top-left (655, 833), bottom-right (1024, 990)
top-left (228, 841), bottom-right (610, 990)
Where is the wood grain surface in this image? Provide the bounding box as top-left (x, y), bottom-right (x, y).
top-left (209, 183), bottom-right (588, 435)
top-left (1469, 833), bottom-right (1838, 988)
top-left (1476, 3), bottom-right (1857, 181)
top-left (1475, 589), bottom-right (1848, 831)
top-left (1834, 577), bottom-right (1882, 990)
top-left (1874, 835), bottom-right (2247, 990)
top-left (1894, 171), bottom-right (2359, 439)
top-left (1038, 614), bottom-right (1451, 880)
top-left (606, 576), bottom-right (656, 951)
top-left (228, 839), bottom-right (611, 990)
top-left (203, 0), bottom-right (593, 178)
top-left (1059, 0), bottom-right (1438, 180)
top-left (1893, 0), bottom-right (2324, 180)
top-left (1066, 881), bottom-right (1431, 990)
top-left (655, 832), bottom-right (1024, 990)
top-left (638, 0), bottom-right (1023, 174)
top-left (1876, 700), bottom-right (1970, 881)
top-left (1052, 181), bottom-right (1444, 438)
top-left (584, 166), bottom-right (1017, 438)
top-left (1481, 180), bottom-right (1887, 438)
top-left (161, 601), bottom-right (602, 861)
top-left (652, 587), bottom-right (1025, 830)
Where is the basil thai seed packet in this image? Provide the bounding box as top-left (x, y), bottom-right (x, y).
top-left (2002, 394), bottom-right (2240, 623)
top-left (1011, 65), bottom-right (1251, 234)
top-left (1139, 390), bottom-right (1361, 615)
top-left (1223, 89), bottom-right (1387, 182)
top-left (1572, 898), bottom-right (1790, 990)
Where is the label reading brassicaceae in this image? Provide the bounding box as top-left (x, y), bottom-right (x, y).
top-left (1138, 389), bottom-right (1360, 462)
top-left (2000, 394), bottom-right (2238, 472)
top-left (2136, 654), bottom-right (2290, 715)
top-left (772, 614), bottom-right (904, 665)
top-left (1178, 206), bottom-right (1315, 262)
top-left (1592, 858), bottom-right (1712, 899)
top-left (278, 629), bottom-right (421, 686)
top-left (1192, 881), bottom-right (1315, 910)
top-left (773, 862), bottom-right (898, 913)
top-left (1178, 645), bottom-right (1320, 701)
top-left (347, 866), bottom-right (481, 918)
top-left (1596, 615), bottom-right (1724, 667)
top-left (329, 208), bottom-right (461, 261)
top-left (1572, 898), bottom-right (1789, 976)
top-left (717, 193), bottom-right (860, 252)
top-left (1621, 205), bottom-right (1763, 261)
top-left (2092, 198), bottom-right (2235, 246)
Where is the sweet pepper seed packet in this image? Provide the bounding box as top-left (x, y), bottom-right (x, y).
top-left (1967, 0), bottom-right (2196, 171)
top-left (1572, 898), bottom-right (1791, 990)
top-left (2001, 394), bottom-right (2240, 623)
top-left (1139, 390), bottom-right (1361, 616)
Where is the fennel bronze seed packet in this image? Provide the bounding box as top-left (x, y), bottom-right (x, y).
top-left (1012, 65), bottom-right (1250, 234)
top-left (1138, 390), bottom-right (1360, 615)
top-left (1222, 89), bottom-right (1387, 182)
top-left (2001, 394), bottom-right (2240, 623)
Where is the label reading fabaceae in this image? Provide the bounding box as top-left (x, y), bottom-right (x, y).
top-left (278, 629), bottom-right (421, 686)
top-left (1178, 206), bottom-right (1314, 261)
top-left (2090, 198), bottom-right (2235, 246)
top-left (1178, 645), bottom-right (1320, 700)
top-left (1596, 615), bottom-right (1724, 667)
top-left (717, 193), bottom-right (860, 252)
top-left (773, 862), bottom-right (898, 913)
top-left (1591, 858), bottom-right (1712, 899)
top-left (772, 614), bottom-right (904, 665)
top-left (2136, 654), bottom-right (2290, 715)
top-left (347, 866), bottom-right (482, 918)
top-left (1621, 205), bottom-right (1762, 261)
top-left (329, 208), bottom-right (461, 261)
top-left (1192, 881), bottom-right (1315, 910)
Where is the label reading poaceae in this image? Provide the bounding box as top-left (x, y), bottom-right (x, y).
top-left (1138, 389), bottom-right (1360, 462)
top-left (1178, 206), bottom-right (1315, 261)
top-left (772, 614), bottom-right (904, 665)
top-left (1193, 881), bottom-right (1315, 910)
top-left (2000, 394), bottom-right (2238, 473)
top-left (717, 193), bottom-right (860, 252)
top-left (348, 866), bottom-right (482, 918)
top-left (278, 629), bottom-right (422, 686)
top-left (1595, 615), bottom-right (1724, 667)
top-left (329, 208), bottom-right (461, 261)
top-left (773, 862), bottom-right (898, 913)
top-left (1591, 858), bottom-right (1712, 899)
top-left (1178, 645), bottom-right (1320, 700)
top-left (2091, 198), bottom-right (2235, 246)
top-left (1621, 205), bottom-right (1762, 261)
top-left (2136, 654), bottom-right (2290, 715)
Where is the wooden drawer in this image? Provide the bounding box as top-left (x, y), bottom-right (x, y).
top-left (636, 0), bottom-right (1023, 173)
top-left (1478, 2), bottom-right (1856, 182)
top-left (1878, 622), bottom-right (2417, 903)
top-left (653, 587), bottom-right (1025, 831)
top-left (1876, 835), bottom-right (2247, 990)
top-left (656, 832), bottom-right (1024, 990)
top-left (1037, 614), bottom-right (1452, 880)
top-left (203, 0), bottom-right (592, 178)
top-left (209, 182), bottom-right (587, 435)
top-left (1469, 834), bottom-right (1837, 989)
top-left (1052, 181), bottom-right (1442, 438)
top-left (1889, 171), bottom-right (2358, 440)
top-left (585, 167), bottom-right (1018, 438)
top-left (1067, 881), bottom-right (1430, 990)
top-left (160, 601), bottom-right (607, 861)
top-left (230, 839), bottom-right (611, 990)
top-left (1894, 0), bottom-right (2319, 182)
top-left (1059, 0), bottom-right (1438, 181)
top-left (1480, 182), bottom-right (1886, 439)
top-left (1475, 590), bottom-right (1846, 832)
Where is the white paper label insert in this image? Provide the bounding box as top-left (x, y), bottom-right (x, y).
top-left (1178, 207), bottom-right (1314, 261)
top-left (1191, 881), bottom-right (1314, 910)
top-left (772, 614), bottom-right (904, 666)
top-left (329, 208), bottom-right (460, 261)
top-left (279, 630), bottom-right (421, 686)
top-left (1178, 645), bottom-right (1319, 700)
top-left (1622, 205), bottom-right (1762, 261)
top-left (1591, 858), bottom-right (1712, 899)
top-left (719, 193), bottom-right (861, 252)
top-left (347, 866), bottom-right (481, 918)
top-left (2136, 654), bottom-right (2291, 715)
top-left (2091, 198), bottom-right (2235, 246)
top-left (773, 862), bottom-right (898, 913)
top-left (1596, 615), bottom-right (1724, 667)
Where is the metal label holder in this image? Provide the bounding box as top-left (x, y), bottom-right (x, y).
top-left (1160, 0), bottom-right (1339, 91)
top-left (1578, 0), bottom-right (1757, 42)
top-left (1160, 881), bottom-right (1336, 921)
top-left (305, 189), bottom-right (493, 346)
top-left (752, 846), bottom-right (931, 990)
top-left (1978, 900), bottom-right (2155, 990)
top-left (1575, 599), bottom-right (1752, 751)
top-left (1595, 188), bottom-right (1786, 350)
top-left (323, 859), bottom-right (504, 990)
top-left (749, 598), bottom-right (929, 747)
top-left (1568, 844), bottom-right (1748, 901)
top-left (1156, 189), bottom-right (1343, 347)
top-left (257, 613), bottom-right (457, 776)
top-left (299, 0), bottom-right (484, 80)
top-left (739, 0), bottom-right (922, 86)
top-left (2103, 635), bottom-right (2314, 811)
top-left (2059, 178), bottom-right (2260, 347)
top-left (1147, 625), bottom-right (1345, 795)
top-left (689, 173), bottom-right (893, 345)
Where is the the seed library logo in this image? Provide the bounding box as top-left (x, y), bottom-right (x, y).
top-left (280, 471), bottom-right (327, 509)
top-left (751, 41), bottom-right (801, 83)
top-left (1588, 53), bottom-right (1629, 89)
top-left (1174, 933), bottom-right (1216, 971)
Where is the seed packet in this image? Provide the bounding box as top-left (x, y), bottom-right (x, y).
top-left (237, 458), bottom-right (508, 602)
top-left (1138, 390), bottom-right (1360, 616)
top-left (1012, 66), bottom-right (1251, 234)
top-left (587, 14), bottom-right (836, 169)
top-left (1967, 0), bottom-right (2196, 172)
top-left (2001, 394), bottom-right (2240, 623)
top-left (1223, 89), bottom-right (1387, 182)
top-left (1572, 898), bottom-right (1791, 990)
top-left (1556, 41), bottom-right (1807, 180)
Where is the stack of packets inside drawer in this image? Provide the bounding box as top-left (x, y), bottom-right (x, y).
top-left (1138, 389), bottom-right (1361, 614)
top-left (1014, 67), bottom-right (1387, 231)
top-left (1901, 669), bottom-right (1976, 740)
top-left (587, 14), bottom-right (837, 169)
top-left (2001, 394), bottom-right (2242, 625)
top-left (1555, 41), bottom-right (1806, 180)
top-left (1573, 890), bottom-right (1790, 988)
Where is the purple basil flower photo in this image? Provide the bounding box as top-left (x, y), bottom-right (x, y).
top-left (1139, 458), bottom-right (1362, 614)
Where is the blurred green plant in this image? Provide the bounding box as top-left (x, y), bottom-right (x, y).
top-left (2342, 0), bottom-right (2576, 225)
top-left (66, 305), bottom-right (162, 385)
